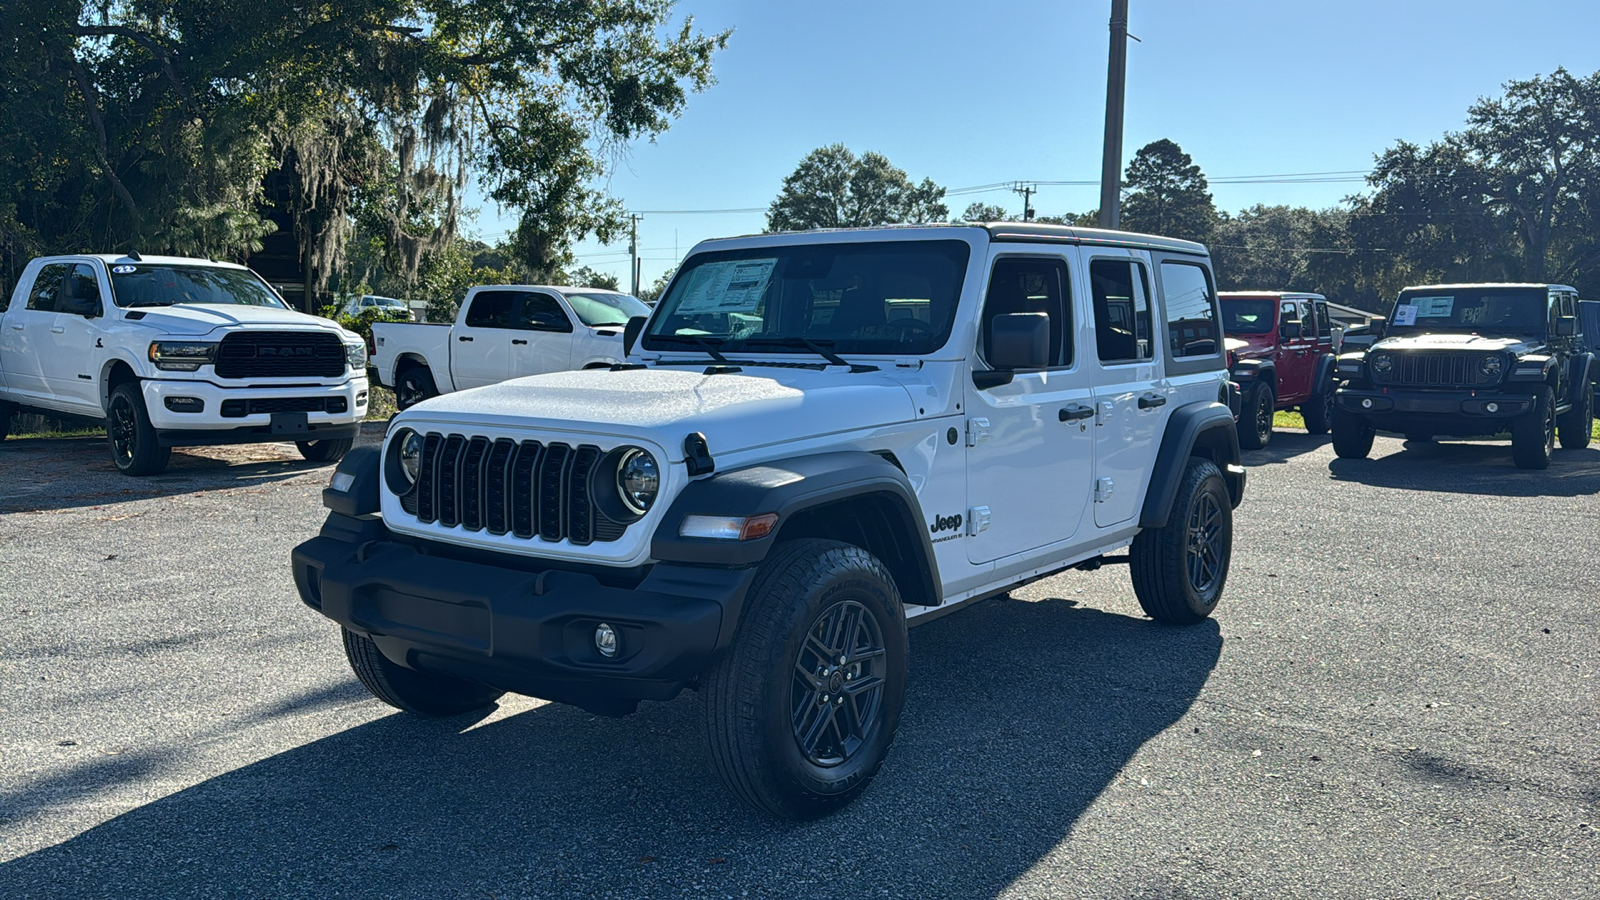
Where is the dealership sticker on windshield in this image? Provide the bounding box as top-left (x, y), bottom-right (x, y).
top-left (1392, 304), bottom-right (1418, 325)
top-left (1410, 296), bottom-right (1455, 318)
top-left (111, 265), bottom-right (137, 274)
top-left (673, 258), bottom-right (777, 315)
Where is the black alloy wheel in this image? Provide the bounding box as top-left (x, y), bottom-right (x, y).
top-left (1302, 387), bottom-right (1334, 435)
top-left (395, 365), bottom-right (437, 410)
top-left (1511, 386), bottom-right (1555, 470)
top-left (791, 600), bottom-right (889, 768)
top-left (1129, 457), bottom-right (1232, 624)
top-left (1185, 490), bottom-right (1225, 597)
top-left (109, 393), bottom-right (136, 466)
top-left (1558, 381), bottom-right (1593, 450)
top-left (1238, 383), bottom-right (1273, 450)
top-left (106, 383), bottom-right (171, 476)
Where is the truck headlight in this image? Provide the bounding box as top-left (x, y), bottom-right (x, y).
top-left (148, 341), bottom-right (217, 371)
top-left (345, 341), bottom-right (367, 370)
top-left (616, 448), bottom-right (660, 515)
top-left (1480, 355), bottom-right (1503, 376)
top-left (385, 427), bottom-right (423, 494)
top-left (1371, 354), bottom-right (1393, 374)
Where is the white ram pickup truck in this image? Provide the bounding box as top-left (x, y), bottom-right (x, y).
top-left (371, 284), bottom-right (650, 408)
top-left (0, 254), bottom-right (368, 475)
top-left (294, 224), bottom-right (1246, 818)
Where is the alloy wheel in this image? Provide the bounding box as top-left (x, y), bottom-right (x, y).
top-left (790, 599), bottom-right (887, 767)
top-left (109, 395), bottom-right (136, 465)
top-left (1185, 491), bottom-right (1224, 596)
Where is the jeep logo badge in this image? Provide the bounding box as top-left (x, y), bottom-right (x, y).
top-left (930, 513), bottom-right (963, 535)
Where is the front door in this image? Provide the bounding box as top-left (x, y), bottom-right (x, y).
top-left (964, 253), bottom-right (1094, 565)
top-left (40, 263), bottom-right (107, 412)
top-left (451, 289), bottom-right (518, 390)
top-left (509, 291), bottom-right (576, 377)
top-left (1086, 253), bottom-right (1169, 528)
top-left (1276, 300), bottom-right (1313, 403)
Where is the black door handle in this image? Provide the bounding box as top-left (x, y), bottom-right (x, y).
top-left (1059, 405), bottom-right (1095, 422)
top-left (458, 336), bottom-right (474, 342)
top-left (511, 339), bottom-right (528, 345)
top-left (1137, 394), bottom-right (1168, 409)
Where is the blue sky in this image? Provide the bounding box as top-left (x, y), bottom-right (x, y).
top-left (464, 0), bottom-right (1600, 290)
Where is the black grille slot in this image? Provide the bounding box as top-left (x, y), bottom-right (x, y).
top-left (216, 331), bottom-right (346, 379)
top-left (403, 433), bottom-right (623, 544)
top-left (1379, 353), bottom-right (1494, 387)
top-left (219, 396), bottom-right (347, 418)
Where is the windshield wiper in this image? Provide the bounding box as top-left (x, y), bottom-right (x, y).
top-left (738, 336), bottom-right (879, 373)
top-left (652, 333), bottom-right (730, 363)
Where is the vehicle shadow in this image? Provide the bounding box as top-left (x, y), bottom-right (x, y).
top-left (0, 597), bottom-right (1221, 899)
top-left (1328, 440), bottom-right (1600, 497)
top-left (1242, 430), bottom-right (1329, 466)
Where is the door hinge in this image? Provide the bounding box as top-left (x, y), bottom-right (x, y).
top-left (1098, 401), bottom-right (1114, 422)
top-left (966, 506), bottom-right (991, 535)
top-left (1094, 477), bottom-right (1115, 503)
top-left (966, 417), bottom-right (991, 447)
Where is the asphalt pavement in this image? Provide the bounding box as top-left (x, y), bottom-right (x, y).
top-left (1, 427), bottom-right (1596, 899)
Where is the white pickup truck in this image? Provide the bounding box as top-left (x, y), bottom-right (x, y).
top-left (371, 285), bottom-right (649, 408)
top-left (0, 254), bottom-right (368, 475)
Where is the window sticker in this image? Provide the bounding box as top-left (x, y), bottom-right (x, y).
top-left (1392, 304), bottom-right (1418, 326)
top-left (673, 259), bottom-right (777, 315)
top-left (1410, 296), bottom-right (1455, 317)
top-left (111, 265), bottom-right (137, 274)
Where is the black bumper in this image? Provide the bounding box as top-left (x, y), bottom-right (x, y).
top-left (1335, 386), bottom-right (1534, 435)
top-left (291, 514), bottom-right (756, 711)
top-left (159, 421), bottom-right (362, 448)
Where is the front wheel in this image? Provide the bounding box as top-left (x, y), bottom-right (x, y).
top-left (342, 628), bottom-right (504, 716)
top-left (1511, 386), bottom-right (1555, 469)
top-left (702, 539), bottom-right (908, 820)
top-left (296, 438), bottom-right (353, 462)
top-left (1331, 406), bottom-right (1375, 459)
top-left (107, 383), bottom-right (171, 476)
top-left (1557, 380), bottom-right (1593, 450)
top-left (1301, 385), bottom-right (1334, 435)
top-left (394, 365), bottom-right (438, 410)
top-left (1130, 457), bottom-right (1233, 624)
top-left (1238, 383), bottom-right (1274, 450)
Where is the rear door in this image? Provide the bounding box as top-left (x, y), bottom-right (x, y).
top-left (509, 291), bottom-right (576, 377)
top-left (450, 290), bottom-right (518, 390)
top-left (1085, 252), bottom-right (1168, 528)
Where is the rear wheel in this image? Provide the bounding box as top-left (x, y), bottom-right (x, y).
top-left (342, 628), bottom-right (504, 716)
top-left (107, 382), bottom-right (171, 476)
top-left (1239, 383), bottom-right (1274, 449)
top-left (1301, 386), bottom-right (1334, 435)
top-left (395, 365), bottom-right (437, 410)
top-left (1511, 386), bottom-right (1555, 469)
top-left (1557, 380), bottom-right (1593, 450)
top-left (296, 438), bottom-right (353, 462)
top-left (1331, 406), bottom-right (1375, 459)
top-left (1130, 457), bottom-right (1232, 625)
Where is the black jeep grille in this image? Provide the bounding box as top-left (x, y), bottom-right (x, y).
top-left (399, 433), bottom-right (626, 545)
top-left (215, 331), bottom-right (346, 379)
top-left (1375, 353), bottom-right (1497, 388)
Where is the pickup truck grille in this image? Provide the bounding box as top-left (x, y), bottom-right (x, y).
top-left (1374, 353), bottom-right (1496, 388)
top-left (399, 433), bottom-right (626, 545)
top-left (216, 332), bottom-right (345, 379)
top-left (219, 396), bottom-right (348, 417)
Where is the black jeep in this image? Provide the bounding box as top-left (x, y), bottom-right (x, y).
top-left (1331, 283), bottom-right (1595, 469)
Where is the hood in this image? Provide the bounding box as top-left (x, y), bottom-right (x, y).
top-left (1373, 333), bottom-right (1540, 354)
top-left (399, 364), bottom-right (920, 459)
top-left (124, 304), bottom-right (350, 338)
top-left (1230, 333), bottom-right (1277, 359)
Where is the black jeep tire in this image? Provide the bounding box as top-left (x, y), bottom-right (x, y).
top-left (1557, 380), bottom-right (1593, 450)
top-left (1511, 386), bottom-right (1556, 470)
top-left (296, 438), bottom-right (354, 462)
top-left (1301, 386), bottom-right (1334, 435)
top-left (107, 382), bottom-right (171, 476)
top-left (341, 628), bottom-right (504, 716)
top-left (1331, 406), bottom-right (1375, 459)
top-left (1130, 457), bottom-right (1232, 625)
top-left (395, 364), bottom-right (438, 410)
top-left (702, 538), bottom-right (908, 820)
top-left (1239, 383), bottom-right (1274, 450)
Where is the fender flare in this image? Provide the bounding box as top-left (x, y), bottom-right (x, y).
top-left (98, 353), bottom-right (145, 412)
top-left (1140, 401), bottom-right (1244, 530)
top-left (1312, 353), bottom-right (1337, 395)
top-left (1570, 352), bottom-right (1595, 391)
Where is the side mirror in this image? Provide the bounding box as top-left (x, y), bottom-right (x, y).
top-left (1370, 315), bottom-right (1387, 338)
top-left (988, 312), bottom-right (1051, 371)
top-left (622, 315), bottom-right (647, 357)
top-left (1556, 315), bottom-right (1578, 337)
top-left (1279, 320), bottom-right (1301, 340)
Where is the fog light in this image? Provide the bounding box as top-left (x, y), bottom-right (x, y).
top-left (595, 623), bottom-right (619, 658)
top-left (1361, 398), bottom-right (1373, 409)
top-left (1486, 402), bottom-right (1499, 413)
top-left (356, 390), bottom-right (369, 407)
top-left (163, 396), bottom-right (205, 413)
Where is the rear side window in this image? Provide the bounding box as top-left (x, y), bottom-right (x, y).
top-left (1091, 260), bottom-right (1153, 363)
top-left (1159, 262), bottom-right (1220, 357)
top-left (980, 257), bottom-right (1072, 367)
top-left (464, 291), bottom-right (518, 328)
top-left (28, 264), bottom-right (70, 312)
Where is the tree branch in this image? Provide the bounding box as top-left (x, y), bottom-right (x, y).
top-left (64, 53), bottom-right (140, 229)
top-left (71, 24), bottom-right (191, 103)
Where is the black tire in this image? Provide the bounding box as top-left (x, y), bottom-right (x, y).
top-left (1238, 383), bottom-right (1274, 450)
top-left (106, 382), bottom-right (171, 476)
top-left (1511, 386), bottom-right (1556, 470)
top-left (1331, 406), bottom-right (1375, 460)
top-left (395, 364), bottom-right (438, 410)
top-left (296, 438), bottom-right (354, 462)
top-left (1557, 380), bottom-right (1593, 450)
top-left (1131, 458), bottom-right (1232, 624)
top-left (341, 628), bottom-right (504, 716)
top-left (702, 538), bottom-right (908, 820)
top-left (1301, 384), bottom-right (1334, 435)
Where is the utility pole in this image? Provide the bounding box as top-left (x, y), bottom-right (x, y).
top-left (1099, 0), bottom-right (1130, 230)
top-left (1011, 182), bottom-right (1037, 221)
top-left (628, 214), bottom-right (642, 296)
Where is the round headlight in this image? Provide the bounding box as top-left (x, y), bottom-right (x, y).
top-left (1371, 354), bottom-right (1393, 374)
top-left (616, 448), bottom-right (660, 515)
top-left (399, 430), bottom-right (423, 485)
top-left (1480, 355), bottom-right (1503, 375)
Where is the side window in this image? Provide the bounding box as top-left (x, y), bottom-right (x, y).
top-left (980, 257), bottom-right (1071, 367)
top-left (1159, 262), bottom-right (1220, 358)
top-left (1314, 301), bottom-right (1331, 339)
top-left (515, 293), bottom-right (573, 332)
top-left (27, 264), bottom-right (70, 312)
top-left (1280, 302), bottom-right (1303, 341)
top-left (66, 264), bottom-right (103, 316)
top-left (1091, 259), bottom-right (1153, 363)
top-left (463, 291), bottom-right (517, 329)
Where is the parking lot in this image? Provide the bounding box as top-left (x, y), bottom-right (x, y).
top-left (1, 427), bottom-right (1596, 899)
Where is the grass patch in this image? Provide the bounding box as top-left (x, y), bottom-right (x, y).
top-left (1273, 410), bottom-right (1306, 430)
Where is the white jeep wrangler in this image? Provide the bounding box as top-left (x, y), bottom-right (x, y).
top-left (292, 224), bottom-right (1246, 818)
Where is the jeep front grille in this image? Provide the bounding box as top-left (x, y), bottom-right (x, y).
top-left (215, 331), bottom-right (346, 379)
top-left (1375, 353), bottom-right (1496, 388)
top-left (399, 433), bottom-right (626, 545)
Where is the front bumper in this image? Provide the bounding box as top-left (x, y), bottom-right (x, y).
top-left (291, 514), bottom-right (757, 712)
top-left (1335, 385), bottom-right (1534, 434)
top-left (142, 375), bottom-right (368, 432)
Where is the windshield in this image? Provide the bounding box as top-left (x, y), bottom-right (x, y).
top-left (642, 240), bottom-right (970, 355)
top-left (109, 264), bottom-right (287, 309)
top-left (1389, 287), bottom-right (1547, 334)
top-left (1221, 298), bottom-right (1277, 335)
top-left (564, 291), bottom-right (650, 327)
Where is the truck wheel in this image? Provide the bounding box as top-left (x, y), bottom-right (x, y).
top-left (702, 538), bottom-right (908, 820)
top-left (395, 365), bottom-right (437, 410)
top-left (1130, 457), bottom-right (1232, 625)
top-left (1301, 387), bottom-right (1334, 435)
top-left (296, 438), bottom-right (354, 462)
top-left (1331, 407), bottom-right (1374, 459)
top-left (1511, 386), bottom-right (1555, 469)
top-left (1238, 383), bottom-right (1273, 449)
top-left (107, 383), bottom-right (171, 476)
top-left (1557, 380), bottom-right (1593, 450)
top-left (341, 628), bottom-right (504, 716)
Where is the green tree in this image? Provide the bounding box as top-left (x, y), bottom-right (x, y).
top-left (1120, 139), bottom-right (1217, 244)
top-left (568, 266), bottom-right (622, 291)
top-left (415, 239), bottom-right (518, 324)
top-left (767, 145), bottom-right (948, 232)
top-left (638, 266), bottom-right (678, 303)
top-left (961, 202), bottom-right (1011, 222)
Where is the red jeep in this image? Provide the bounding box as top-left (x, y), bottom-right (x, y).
top-left (1220, 292), bottom-right (1338, 449)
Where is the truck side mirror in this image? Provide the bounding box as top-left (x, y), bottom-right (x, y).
top-left (988, 312), bottom-right (1051, 371)
top-left (623, 315), bottom-right (647, 357)
top-left (1556, 314), bottom-right (1578, 337)
top-left (1279, 319), bottom-right (1300, 340)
